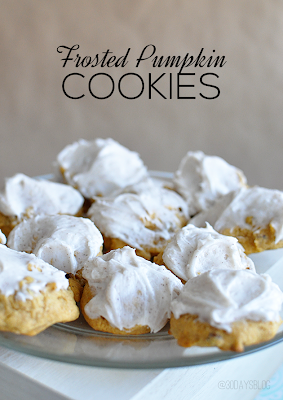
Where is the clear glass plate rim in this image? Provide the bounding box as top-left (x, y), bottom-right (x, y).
top-left (1, 329), bottom-right (283, 369)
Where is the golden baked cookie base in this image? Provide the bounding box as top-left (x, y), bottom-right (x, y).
top-left (0, 212), bottom-right (17, 237)
top-left (67, 268), bottom-right (89, 303)
top-left (153, 251), bottom-right (164, 265)
top-left (0, 286), bottom-right (79, 336)
top-left (221, 222), bottom-right (283, 255)
top-left (68, 276), bottom-right (84, 303)
top-left (170, 314), bottom-right (282, 352)
top-left (81, 283), bottom-right (151, 335)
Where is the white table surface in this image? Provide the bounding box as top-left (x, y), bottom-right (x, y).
top-left (1, 253), bottom-right (283, 400)
top-left (1, 342), bottom-right (283, 400)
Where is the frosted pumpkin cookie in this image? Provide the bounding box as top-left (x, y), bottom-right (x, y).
top-left (191, 187), bottom-right (283, 254)
top-left (0, 244), bottom-right (79, 335)
top-left (173, 151), bottom-right (247, 216)
top-left (214, 187), bottom-right (283, 254)
top-left (170, 269), bottom-right (283, 351)
top-left (154, 223), bottom-right (255, 282)
top-left (56, 138), bottom-right (148, 198)
top-left (8, 215), bottom-right (103, 301)
top-left (87, 184), bottom-right (189, 259)
top-left (0, 173), bottom-right (84, 236)
top-left (81, 247), bottom-right (183, 334)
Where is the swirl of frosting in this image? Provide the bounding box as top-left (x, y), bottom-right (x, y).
top-left (56, 138), bottom-right (148, 198)
top-left (171, 269), bottom-right (283, 332)
top-left (0, 173), bottom-right (84, 218)
top-left (87, 184), bottom-right (189, 253)
top-left (82, 247), bottom-right (183, 333)
top-left (162, 223), bottom-right (255, 282)
top-left (0, 244), bottom-right (69, 302)
top-left (8, 215), bottom-right (103, 274)
top-left (173, 151), bottom-right (247, 215)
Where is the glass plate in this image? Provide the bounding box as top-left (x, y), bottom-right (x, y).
top-left (0, 172), bottom-right (283, 369)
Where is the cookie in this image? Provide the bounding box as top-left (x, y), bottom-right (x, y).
top-left (8, 214), bottom-right (103, 302)
top-left (170, 269), bottom-right (283, 351)
top-left (87, 180), bottom-right (188, 260)
top-left (173, 151), bottom-right (247, 216)
top-left (56, 138), bottom-right (148, 198)
top-left (0, 245), bottom-right (79, 335)
top-left (154, 223), bottom-right (255, 282)
top-left (0, 173), bottom-right (84, 236)
top-left (81, 247), bottom-right (182, 334)
top-left (190, 187), bottom-right (283, 254)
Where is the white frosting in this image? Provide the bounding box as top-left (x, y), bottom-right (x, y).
top-left (0, 244), bottom-right (69, 301)
top-left (173, 151), bottom-right (247, 215)
top-left (162, 223), bottom-right (255, 282)
top-left (0, 230), bottom-right (6, 245)
top-left (56, 138), bottom-right (149, 198)
top-left (8, 215), bottom-right (103, 274)
top-left (82, 247), bottom-right (183, 333)
top-left (212, 187), bottom-right (283, 244)
top-left (171, 269), bottom-right (283, 332)
top-left (87, 184), bottom-right (189, 252)
top-left (189, 192), bottom-right (236, 229)
top-left (109, 177), bottom-right (165, 197)
top-left (0, 174), bottom-right (84, 219)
